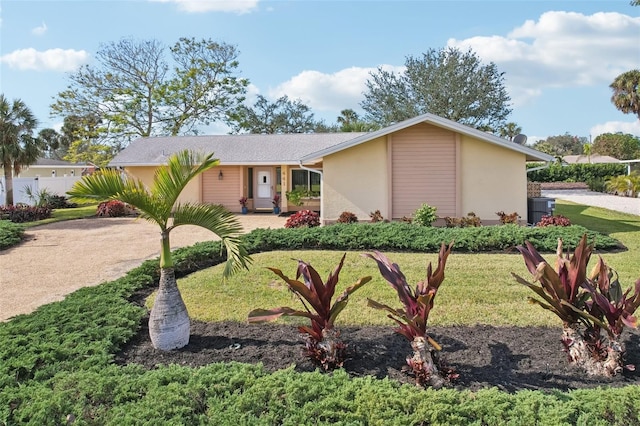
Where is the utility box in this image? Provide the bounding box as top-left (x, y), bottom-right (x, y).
top-left (527, 197), bottom-right (555, 225)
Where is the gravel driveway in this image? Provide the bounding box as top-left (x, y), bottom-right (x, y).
top-left (0, 214), bottom-right (286, 322)
top-left (541, 189), bottom-right (640, 216)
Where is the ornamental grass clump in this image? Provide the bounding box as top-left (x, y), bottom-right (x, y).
top-left (363, 242), bottom-right (457, 388)
top-left (512, 234), bottom-right (640, 377)
top-left (248, 254), bottom-right (371, 370)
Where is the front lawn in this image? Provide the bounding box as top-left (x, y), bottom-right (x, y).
top-left (1, 200), bottom-right (639, 424)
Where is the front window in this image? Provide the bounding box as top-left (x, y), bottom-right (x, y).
top-left (291, 169), bottom-right (320, 196)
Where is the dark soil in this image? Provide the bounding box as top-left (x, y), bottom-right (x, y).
top-left (116, 317), bottom-right (640, 393)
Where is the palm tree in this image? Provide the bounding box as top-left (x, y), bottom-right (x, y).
top-left (610, 69), bottom-right (640, 119)
top-left (67, 150), bottom-right (252, 350)
top-left (0, 94), bottom-right (40, 205)
top-left (499, 122), bottom-right (522, 141)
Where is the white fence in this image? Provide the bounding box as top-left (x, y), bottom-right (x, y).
top-left (0, 176), bottom-right (82, 206)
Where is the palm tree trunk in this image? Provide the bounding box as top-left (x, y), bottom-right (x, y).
top-left (409, 336), bottom-right (446, 388)
top-left (149, 267), bottom-right (190, 351)
top-left (562, 326), bottom-right (624, 377)
top-left (3, 163), bottom-right (14, 206)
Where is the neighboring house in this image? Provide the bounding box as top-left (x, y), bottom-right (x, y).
top-left (563, 154), bottom-right (621, 164)
top-left (12, 158), bottom-right (94, 178)
top-left (110, 113), bottom-right (554, 224)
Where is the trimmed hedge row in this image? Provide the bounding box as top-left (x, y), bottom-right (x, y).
top-left (527, 163), bottom-right (627, 183)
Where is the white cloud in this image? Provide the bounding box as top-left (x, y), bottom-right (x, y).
top-left (31, 22), bottom-right (47, 36)
top-left (447, 11), bottom-right (640, 107)
top-left (149, 0), bottom-right (259, 14)
top-left (0, 48), bottom-right (89, 72)
top-left (590, 120), bottom-right (640, 139)
top-left (269, 65), bottom-right (405, 113)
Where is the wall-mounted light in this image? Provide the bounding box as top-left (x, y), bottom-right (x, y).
top-left (218, 170), bottom-right (223, 180)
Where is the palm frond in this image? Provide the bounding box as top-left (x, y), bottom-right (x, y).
top-left (170, 203), bottom-right (251, 277)
top-left (152, 150), bottom-right (219, 216)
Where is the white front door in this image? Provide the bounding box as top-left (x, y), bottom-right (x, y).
top-left (255, 168), bottom-right (272, 209)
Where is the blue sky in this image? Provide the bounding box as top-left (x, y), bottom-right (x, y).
top-left (1, 0), bottom-right (639, 144)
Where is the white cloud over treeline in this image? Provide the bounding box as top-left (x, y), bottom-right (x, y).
top-left (0, 48), bottom-right (88, 72)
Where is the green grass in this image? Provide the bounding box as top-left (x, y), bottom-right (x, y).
top-left (172, 199), bottom-right (639, 328)
top-left (23, 204), bottom-right (98, 227)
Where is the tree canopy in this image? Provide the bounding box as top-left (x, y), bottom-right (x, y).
top-left (229, 95), bottom-right (317, 134)
top-left (1, 94), bottom-right (41, 205)
top-left (610, 69), bottom-right (640, 119)
top-left (360, 47), bottom-right (512, 131)
top-left (532, 133), bottom-right (586, 157)
top-left (592, 132), bottom-right (640, 160)
top-left (51, 37), bottom-right (248, 147)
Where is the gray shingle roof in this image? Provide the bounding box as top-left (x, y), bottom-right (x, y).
top-left (109, 133), bottom-right (367, 166)
top-left (110, 114), bottom-right (554, 167)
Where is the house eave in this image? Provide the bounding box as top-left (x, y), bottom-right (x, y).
top-left (299, 113), bottom-right (554, 163)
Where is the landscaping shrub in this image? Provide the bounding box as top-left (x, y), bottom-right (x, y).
top-left (587, 177), bottom-right (607, 193)
top-left (369, 210), bottom-right (384, 223)
top-left (496, 211), bottom-right (520, 224)
top-left (241, 222), bottom-right (619, 253)
top-left (0, 204), bottom-right (52, 223)
top-left (365, 243), bottom-right (457, 388)
top-left (45, 195), bottom-right (77, 209)
top-left (444, 212), bottom-right (481, 228)
top-left (337, 211), bottom-right (358, 224)
top-left (96, 200), bottom-right (126, 217)
top-left (606, 172), bottom-right (640, 197)
top-left (248, 254), bottom-right (371, 370)
top-left (527, 163), bottom-right (627, 182)
top-left (513, 235), bottom-right (640, 377)
top-left (0, 220), bottom-right (24, 250)
top-left (284, 209), bottom-right (320, 228)
top-left (413, 203), bottom-right (437, 226)
top-left (536, 214), bottom-right (572, 227)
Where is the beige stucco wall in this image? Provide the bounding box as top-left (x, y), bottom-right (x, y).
top-left (322, 136), bottom-right (389, 222)
top-left (459, 135), bottom-right (527, 222)
top-left (125, 166), bottom-right (201, 205)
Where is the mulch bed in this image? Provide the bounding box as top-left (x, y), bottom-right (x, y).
top-left (116, 317), bottom-right (640, 393)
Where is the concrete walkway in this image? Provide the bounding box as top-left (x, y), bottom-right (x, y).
top-left (0, 213), bottom-right (286, 321)
top-left (541, 189), bottom-right (640, 216)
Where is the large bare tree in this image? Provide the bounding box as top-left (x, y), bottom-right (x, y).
top-left (51, 37), bottom-right (248, 147)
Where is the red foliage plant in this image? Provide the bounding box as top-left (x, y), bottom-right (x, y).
top-left (248, 254), bottom-right (371, 370)
top-left (513, 234), bottom-right (640, 377)
top-left (363, 242), bottom-right (457, 388)
top-left (337, 211), bottom-right (358, 224)
top-left (285, 209), bottom-right (320, 228)
top-left (536, 214), bottom-right (571, 227)
top-left (96, 200), bottom-right (126, 217)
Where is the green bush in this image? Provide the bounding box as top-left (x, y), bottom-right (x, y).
top-left (527, 163), bottom-right (626, 182)
top-left (241, 223), bottom-right (619, 253)
top-left (413, 203), bottom-right (438, 226)
top-left (0, 220), bottom-right (24, 250)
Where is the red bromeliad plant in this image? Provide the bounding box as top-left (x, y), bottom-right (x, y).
top-left (513, 234), bottom-right (640, 376)
top-left (363, 242), bottom-right (456, 388)
top-left (248, 254), bottom-right (371, 370)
